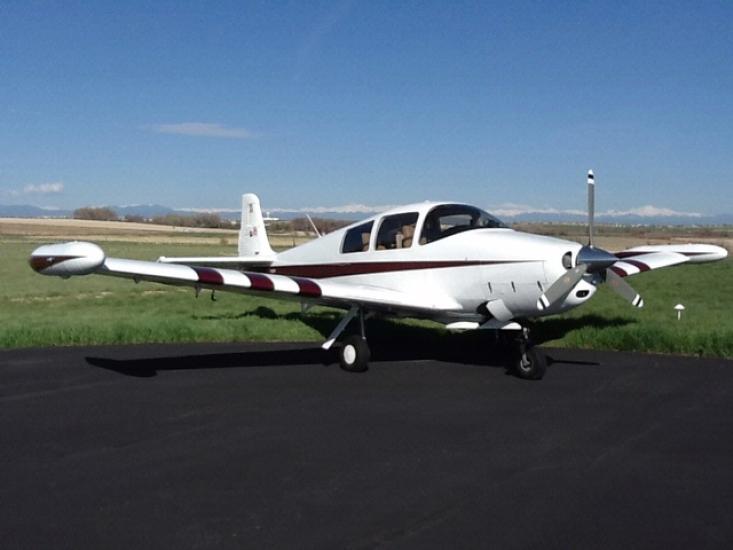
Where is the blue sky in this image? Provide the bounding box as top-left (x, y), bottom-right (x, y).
top-left (1, 1), bottom-right (732, 216)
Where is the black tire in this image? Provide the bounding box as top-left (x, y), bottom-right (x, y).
top-left (514, 346), bottom-right (546, 380)
top-left (338, 334), bottom-right (370, 372)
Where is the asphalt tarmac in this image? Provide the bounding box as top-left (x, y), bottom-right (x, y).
top-left (2, 342), bottom-right (732, 549)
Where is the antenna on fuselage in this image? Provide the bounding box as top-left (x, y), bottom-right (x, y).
top-left (587, 169), bottom-right (595, 247)
top-left (306, 214), bottom-right (322, 238)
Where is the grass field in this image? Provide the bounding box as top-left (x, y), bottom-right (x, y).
top-left (1, 234), bottom-right (731, 358)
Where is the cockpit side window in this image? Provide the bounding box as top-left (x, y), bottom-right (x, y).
top-left (420, 204), bottom-right (506, 245)
top-left (375, 212), bottom-right (419, 250)
top-left (342, 221), bottom-right (374, 253)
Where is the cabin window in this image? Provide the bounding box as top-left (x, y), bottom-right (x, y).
top-left (420, 204), bottom-right (506, 245)
top-left (342, 221), bottom-right (374, 253)
top-left (375, 212), bottom-right (419, 250)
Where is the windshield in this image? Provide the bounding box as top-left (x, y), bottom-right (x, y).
top-left (420, 204), bottom-right (506, 245)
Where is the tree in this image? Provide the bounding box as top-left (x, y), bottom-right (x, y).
top-left (73, 207), bottom-right (119, 221)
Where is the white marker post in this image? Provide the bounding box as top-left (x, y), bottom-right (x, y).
top-left (674, 304), bottom-right (685, 321)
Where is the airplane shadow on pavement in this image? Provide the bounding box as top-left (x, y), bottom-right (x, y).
top-left (86, 308), bottom-right (624, 377)
top-left (87, 347), bottom-right (331, 378)
top-left (86, 334), bottom-right (515, 378)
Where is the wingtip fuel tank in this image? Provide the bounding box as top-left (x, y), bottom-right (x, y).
top-left (29, 241), bottom-right (106, 277)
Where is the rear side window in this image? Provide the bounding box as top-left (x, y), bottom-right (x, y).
top-left (375, 212), bottom-right (419, 250)
top-left (342, 221), bottom-right (373, 253)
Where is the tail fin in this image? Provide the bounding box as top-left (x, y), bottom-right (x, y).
top-left (239, 193), bottom-right (276, 258)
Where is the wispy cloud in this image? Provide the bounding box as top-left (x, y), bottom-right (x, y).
top-left (149, 122), bottom-right (256, 139)
top-left (23, 181), bottom-right (65, 194)
top-left (0, 181), bottom-right (65, 201)
top-left (294, 0), bottom-right (354, 80)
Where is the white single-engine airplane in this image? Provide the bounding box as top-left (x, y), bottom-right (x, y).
top-left (30, 172), bottom-right (727, 379)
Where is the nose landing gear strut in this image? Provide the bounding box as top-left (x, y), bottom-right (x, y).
top-left (512, 326), bottom-right (547, 380)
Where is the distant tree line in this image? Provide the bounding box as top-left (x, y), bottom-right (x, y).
top-left (270, 217), bottom-right (350, 234)
top-left (72, 207), bottom-right (350, 233)
top-left (73, 207), bottom-right (233, 229)
top-left (149, 213), bottom-right (234, 229)
top-left (72, 207), bottom-right (119, 221)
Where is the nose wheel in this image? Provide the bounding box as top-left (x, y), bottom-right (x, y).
top-left (512, 327), bottom-right (547, 380)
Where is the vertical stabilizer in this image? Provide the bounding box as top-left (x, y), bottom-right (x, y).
top-left (239, 194), bottom-right (276, 258)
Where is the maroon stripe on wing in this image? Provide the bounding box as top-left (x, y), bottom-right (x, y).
top-left (615, 250), bottom-right (707, 258)
top-left (193, 267), bottom-right (224, 285)
top-left (610, 266), bottom-right (628, 277)
top-left (247, 273), bottom-right (275, 291)
top-left (624, 260), bottom-right (650, 272)
top-left (292, 277), bottom-right (322, 297)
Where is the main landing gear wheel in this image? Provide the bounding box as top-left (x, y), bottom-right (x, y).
top-left (338, 334), bottom-right (370, 373)
top-left (515, 346), bottom-right (547, 380)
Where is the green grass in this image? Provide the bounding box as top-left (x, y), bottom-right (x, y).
top-left (2, 239), bottom-right (732, 357)
top-left (531, 258), bottom-right (733, 357)
top-left (1, 240), bottom-right (332, 347)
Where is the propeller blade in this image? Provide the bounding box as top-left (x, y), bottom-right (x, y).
top-left (587, 169), bottom-right (595, 246)
top-left (537, 264), bottom-right (588, 311)
top-left (605, 268), bottom-right (644, 308)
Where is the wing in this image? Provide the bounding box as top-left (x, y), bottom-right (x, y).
top-left (156, 255), bottom-right (275, 269)
top-left (610, 251), bottom-right (689, 277)
top-left (615, 243), bottom-right (728, 264)
top-left (30, 241), bottom-right (461, 316)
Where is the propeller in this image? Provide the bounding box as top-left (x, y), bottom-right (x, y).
top-left (537, 170), bottom-right (644, 311)
top-left (605, 268), bottom-right (644, 308)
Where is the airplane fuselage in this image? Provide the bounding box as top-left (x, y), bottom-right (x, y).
top-left (267, 202), bottom-right (593, 322)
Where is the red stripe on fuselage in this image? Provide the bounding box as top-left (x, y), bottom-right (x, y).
top-left (247, 272), bottom-right (275, 291)
top-left (269, 260), bottom-right (527, 279)
top-left (193, 267), bottom-right (224, 285)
